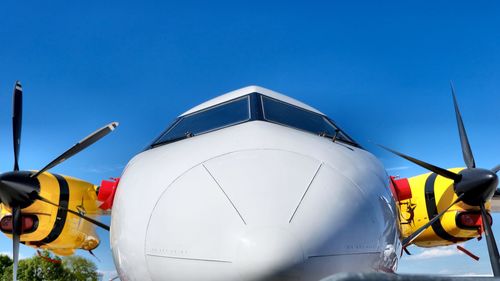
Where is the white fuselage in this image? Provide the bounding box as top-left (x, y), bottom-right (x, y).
top-left (111, 120), bottom-right (400, 281)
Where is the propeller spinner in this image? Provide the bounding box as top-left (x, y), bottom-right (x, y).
top-left (380, 82), bottom-right (500, 276)
top-left (0, 81), bottom-right (117, 280)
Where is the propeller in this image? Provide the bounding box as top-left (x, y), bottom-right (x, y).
top-left (450, 82), bottom-right (476, 169)
top-left (493, 165), bottom-right (500, 174)
top-left (0, 81), bottom-right (117, 280)
top-left (11, 207), bottom-right (20, 281)
top-left (31, 122), bottom-right (118, 178)
top-left (12, 82), bottom-right (22, 172)
top-left (481, 202), bottom-right (500, 275)
top-left (380, 83), bottom-right (500, 276)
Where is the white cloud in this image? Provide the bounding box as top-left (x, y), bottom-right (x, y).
top-left (0, 251), bottom-right (25, 260)
top-left (405, 247), bottom-right (460, 260)
top-left (458, 272), bottom-right (492, 277)
top-left (97, 270), bottom-right (120, 280)
top-left (386, 166), bottom-right (410, 172)
top-left (83, 164), bottom-right (124, 174)
top-left (436, 269), bottom-right (492, 277)
top-left (0, 252), bottom-right (11, 258)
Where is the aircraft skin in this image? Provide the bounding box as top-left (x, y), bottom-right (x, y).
top-left (111, 86), bottom-right (401, 281)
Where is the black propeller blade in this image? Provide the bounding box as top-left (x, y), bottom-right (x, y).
top-left (450, 82), bottom-right (476, 169)
top-left (31, 122), bottom-right (119, 178)
top-left (493, 165), bottom-right (500, 174)
top-left (12, 82), bottom-right (22, 172)
top-left (377, 144), bottom-right (461, 181)
top-left (402, 194), bottom-right (464, 247)
top-left (37, 196), bottom-right (110, 231)
top-left (11, 207), bottom-right (21, 281)
top-left (480, 202), bottom-right (500, 276)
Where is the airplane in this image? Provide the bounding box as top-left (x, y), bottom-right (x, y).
top-left (109, 85), bottom-right (499, 280)
top-left (0, 83), bottom-right (498, 281)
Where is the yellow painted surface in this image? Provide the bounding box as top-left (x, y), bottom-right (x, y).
top-left (0, 172), bottom-right (101, 256)
top-left (398, 168), bottom-right (485, 247)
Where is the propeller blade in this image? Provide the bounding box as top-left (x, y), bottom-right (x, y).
top-left (450, 82), bottom-right (476, 169)
top-left (37, 196), bottom-right (110, 231)
top-left (402, 194), bottom-right (463, 247)
top-left (31, 122), bottom-right (119, 178)
top-left (12, 206), bottom-right (21, 281)
top-left (12, 81), bottom-right (22, 172)
top-left (493, 165), bottom-right (500, 174)
top-left (378, 144), bottom-right (461, 182)
top-left (480, 202), bottom-right (500, 276)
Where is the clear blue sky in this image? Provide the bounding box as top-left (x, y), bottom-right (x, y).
top-left (0, 0), bottom-right (500, 279)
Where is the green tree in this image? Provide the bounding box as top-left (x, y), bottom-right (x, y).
top-left (2, 251), bottom-right (66, 281)
top-left (62, 256), bottom-right (98, 281)
top-left (0, 255), bottom-right (12, 277)
top-left (1, 251), bottom-right (98, 281)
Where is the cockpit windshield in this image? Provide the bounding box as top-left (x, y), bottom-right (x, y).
top-left (150, 93), bottom-right (359, 148)
top-left (153, 96), bottom-right (250, 145)
top-left (261, 96), bottom-right (352, 143)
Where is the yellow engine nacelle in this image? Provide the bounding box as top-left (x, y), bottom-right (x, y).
top-left (0, 172), bottom-right (102, 256)
top-left (395, 168), bottom-right (490, 247)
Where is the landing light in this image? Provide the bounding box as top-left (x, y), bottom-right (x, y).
top-left (0, 215), bottom-right (38, 233)
top-left (457, 212), bottom-right (491, 229)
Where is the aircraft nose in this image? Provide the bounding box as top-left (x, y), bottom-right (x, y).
top-left (144, 148), bottom-right (379, 280)
top-left (236, 228), bottom-right (304, 280)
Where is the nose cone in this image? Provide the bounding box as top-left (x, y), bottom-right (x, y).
top-left (456, 168), bottom-right (499, 205)
top-left (236, 228), bottom-right (304, 280)
top-left (144, 148), bottom-right (380, 280)
top-left (145, 149), bottom-right (320, 280)
top-left (0, 171), bottom-right (39, 208)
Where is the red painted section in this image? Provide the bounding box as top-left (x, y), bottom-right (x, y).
top-left (459, 213), bottom-right (482, 228)
top-left (98, 178), bottom-right (120, 210)
top-left (389, 176), bottom-right (412, 201)
top-left (37, 250), bottom-right (62, 264)
top-left (456, 245), bottom-right (480, 261)
top-left (459, 212), bottom-right (492, 228)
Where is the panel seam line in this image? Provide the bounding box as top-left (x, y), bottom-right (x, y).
top-left (289, 162), bottom-right (323, 223)
top-left (202, 164), bottom-right (247, 225)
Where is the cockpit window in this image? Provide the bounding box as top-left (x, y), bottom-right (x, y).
top-left (153, 96), bottom-right (250, 145)
top-left (150, 93), bottom-right (360, 148)
top-left (261, 96), bottom-right (354, 144)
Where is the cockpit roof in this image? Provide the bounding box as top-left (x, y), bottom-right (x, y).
top-left (180, 85), bottom-right (324, 116)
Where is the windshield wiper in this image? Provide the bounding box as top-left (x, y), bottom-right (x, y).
top-left (319, 130), bottom-right (340, 142)
top-left (318, 131), bottom-right (355, 151)
top-left (152, 132), bottom-right (194, 147)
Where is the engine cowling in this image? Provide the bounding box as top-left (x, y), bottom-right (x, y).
top-left (0, 172), bottom-right (101, 255)
top-left (393, 168), bottom-right (491, 247)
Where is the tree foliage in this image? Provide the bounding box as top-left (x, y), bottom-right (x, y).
top-left (63, 255), bottom-right (98, 281)
top-left (0, 255), bottom-right (12, 276)
top-left (0, 251), bottom-right (98, 281)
